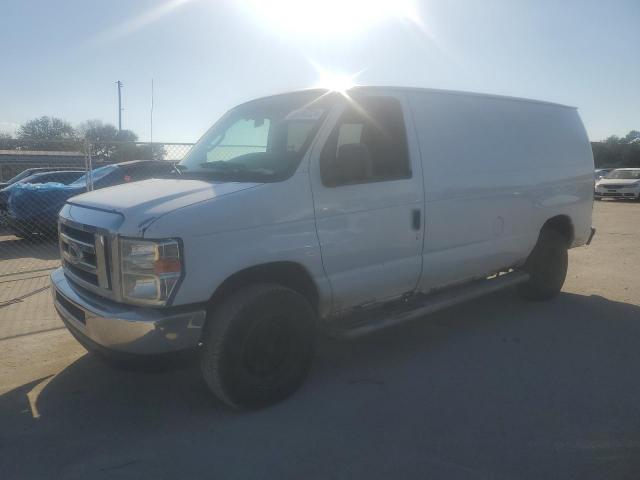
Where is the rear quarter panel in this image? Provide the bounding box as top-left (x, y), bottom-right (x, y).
top-left (408, 91), bottom-right (593, 291)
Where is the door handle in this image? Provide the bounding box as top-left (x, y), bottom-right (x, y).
top-left (412, 209), bottom-right (421, 231)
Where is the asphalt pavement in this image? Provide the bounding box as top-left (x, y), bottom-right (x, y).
top-left (1, 200), bottom-right (639, 480)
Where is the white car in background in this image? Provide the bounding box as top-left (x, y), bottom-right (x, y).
top-left (595, 168), bottom-right (640, 200)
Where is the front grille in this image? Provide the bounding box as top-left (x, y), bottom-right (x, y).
top-left (64, 260), bottom-right (99, 286)
top-left (59, 222), bottom-right (111, 292)
top-left (603, 185), bottom-right (626, 190)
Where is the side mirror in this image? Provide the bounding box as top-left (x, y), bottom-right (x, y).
top-left (325, 143), bottom-right (372, 186)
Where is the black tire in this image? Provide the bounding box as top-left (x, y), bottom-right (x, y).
top-left (594, 197), bottom-right (602, 201)
top-left (518, 229), bottom-right (568, 301)
top-left (200, 283), bottom-right (316, 409)
top-left (9, 226), bottom-right (29, 239)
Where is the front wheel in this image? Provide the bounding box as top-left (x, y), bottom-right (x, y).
top-left (10, 228), bottom-right (34, 240)
top-left (200, 284), bottom-right (316, 409)
top-left (518, 229), bottom-right (568, 301)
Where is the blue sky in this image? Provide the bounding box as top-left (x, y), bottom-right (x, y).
top-left (1, 0), bottom-right (638, 143)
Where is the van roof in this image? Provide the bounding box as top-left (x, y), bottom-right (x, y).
top-left (250, 86), bottom-right (576, 110)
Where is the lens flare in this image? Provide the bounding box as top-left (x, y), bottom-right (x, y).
top-left (315, 71), bottom-right (358, 93)
top-left (91, 0), bottom-right (194, 45)
top-left (237, 0), bottom-right (421, 37)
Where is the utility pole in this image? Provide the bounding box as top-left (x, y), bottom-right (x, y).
top-left (150, 79), bottom-right (154, 143)
top-left (116, 80), bottom-right (123, 132)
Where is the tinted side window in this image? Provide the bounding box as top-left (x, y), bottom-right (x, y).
top-left (120, 164), bottom-right (169, 183)
top-left (320, 96), bottom-right (410, 187)
top-left (61, 172), bottom-right (83, 183)
top-left (119, 166), bottom-right (142, 183)
top-left (37, 174), bottom-right (56, 183)
top-left (128, 165), bottom-right (155, 181)
top-left (48, 172), bottom-right (81, 183)
top-left (29, 175), bottom-right (48, 184)
top-left (95, 169), bottom-right (120, 187)
top-left (139, 163), bottom-right (174, 179)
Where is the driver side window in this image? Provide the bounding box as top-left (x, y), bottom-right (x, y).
top-left (320, 96), bottom-right (410, 187)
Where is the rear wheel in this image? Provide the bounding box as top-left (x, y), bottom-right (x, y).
top-left (518, 229), bottom-right (568, 301)
top-left (200, 283), bottom-right (316, 409)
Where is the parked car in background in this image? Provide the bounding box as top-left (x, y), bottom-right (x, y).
top-left (0, 167), bottom-right (81, 189)
top-left (6, 160), bottom-right (175, 237)
top-left (0, 170), bottom-right (84, 210)
top-left (50, 87), bottom-right (594, 409)
top-left (0, 170), bottom-right (84, 227)
top-left (594, 168), bottom-right (640, 200)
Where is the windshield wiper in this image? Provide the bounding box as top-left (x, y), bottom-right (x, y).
top-left (198, 161), bottom-right (251, 172)
top-left (172, 164), bottom-right (187, 176)
top-left (195, 161), bottom-right (275, 181)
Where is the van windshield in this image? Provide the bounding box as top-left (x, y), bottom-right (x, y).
top-left (179, 90), bottom-right (333, 182)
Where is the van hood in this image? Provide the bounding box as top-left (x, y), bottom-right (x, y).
top-left (68, 178), bottom-right (261, 219)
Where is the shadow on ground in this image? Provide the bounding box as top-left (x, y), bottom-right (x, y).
top-left (0, 235), bottom-right (59, 262)
top-left (2, 291), bottom-right (640, 479)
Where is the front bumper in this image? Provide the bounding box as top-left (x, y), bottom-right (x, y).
top-left (51, 267), bottom-right (206, 355)
top-left (595, 188), bottom-right (640, 199)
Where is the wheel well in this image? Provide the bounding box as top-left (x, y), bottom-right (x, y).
top-left (209, 262), bottom-right (320, 312)
top-left (541, 215), bottom-right (574, 246)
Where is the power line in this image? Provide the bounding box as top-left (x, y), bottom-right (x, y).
top-left (150, 79), bottom-right (154, 143)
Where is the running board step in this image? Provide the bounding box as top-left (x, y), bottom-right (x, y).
top-left (325, 271), bottom-right (530, 339)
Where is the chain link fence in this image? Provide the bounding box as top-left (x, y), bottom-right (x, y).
top-left (0, 140), bottom-right (193, 327)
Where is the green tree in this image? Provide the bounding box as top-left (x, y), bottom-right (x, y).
top-left (78, 119), bottom-right (119, 143)
top-left (17, 116), bottom-right (80, 150)
top-left (624, 130), bottom-right (640, 144)
top-left (78, 119), bottom-right (164, 162)
top-left (0, 131), bottom-right (13, 149)
top-left (592, 130), bottom-right (640, 168)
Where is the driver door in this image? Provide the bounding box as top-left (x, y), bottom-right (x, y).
top-left (309, 93), bottom-right (425, 313)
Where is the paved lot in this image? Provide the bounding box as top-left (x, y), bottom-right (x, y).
top-left (1, 201), bottom-right (639, 479)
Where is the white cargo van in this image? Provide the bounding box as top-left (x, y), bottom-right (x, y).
top-left (51, 87), bottom-right (595, 409)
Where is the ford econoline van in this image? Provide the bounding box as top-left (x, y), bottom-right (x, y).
top-left (51, 87), bottom-right (595, 409)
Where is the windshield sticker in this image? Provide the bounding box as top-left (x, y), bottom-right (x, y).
top-left (285, 109), bottom-right (324, 121)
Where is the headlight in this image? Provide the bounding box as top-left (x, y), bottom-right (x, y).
top-left (120, 238), bottom-right (183, 306)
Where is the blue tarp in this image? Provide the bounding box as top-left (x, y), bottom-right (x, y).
top-left (8, 182), bottom-right (85, 221)
top-left (7, 165), bottom-right (117, 223)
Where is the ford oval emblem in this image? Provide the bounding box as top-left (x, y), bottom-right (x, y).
top-left (67, 243), bottom-right (83, 264)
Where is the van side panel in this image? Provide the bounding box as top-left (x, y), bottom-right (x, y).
top-left (408, 91), bottom-right (593, 292)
